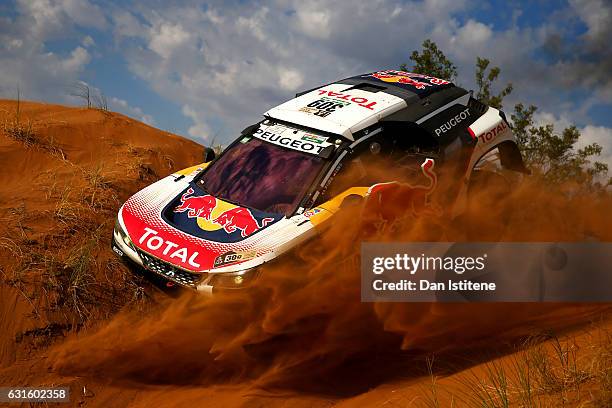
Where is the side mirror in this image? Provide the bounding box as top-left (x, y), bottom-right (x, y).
top-left (203, 147), bottom-right (216, 163)
top-left (241, 123), bottom-right (259, 135)
top-left (319, 144), bottom-right (335, 159)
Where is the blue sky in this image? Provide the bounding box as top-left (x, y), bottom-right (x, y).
top-left (0, 0), bottom-right (610, 163)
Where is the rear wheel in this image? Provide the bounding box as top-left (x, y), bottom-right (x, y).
top-left (463, 169), bottom-right (513, 240)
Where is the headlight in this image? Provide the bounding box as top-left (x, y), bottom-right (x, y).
top-left (208, 268), bottom-right (260, 289)
top-left (114, 218), bottom-right (135, 250)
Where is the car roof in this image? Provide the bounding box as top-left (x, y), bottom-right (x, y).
top-left (265, 70), bottom-right (469, 141)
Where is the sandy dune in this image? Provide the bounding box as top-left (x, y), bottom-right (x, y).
top-left (0, 100), bottom-right (610, 407)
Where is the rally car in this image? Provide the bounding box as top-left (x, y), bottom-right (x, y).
top-left (112, 70), bottom-right (528, 293)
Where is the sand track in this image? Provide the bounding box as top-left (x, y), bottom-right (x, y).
top-left (0, 100), bottom-right (610, 407)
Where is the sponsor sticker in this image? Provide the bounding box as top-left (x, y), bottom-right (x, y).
top-left (313, 89), bottom-right (378, 110)
top-left (434, 108), bottom-right (471, 136)
top-left (299, 96), bottom-right (351, 118)
top-left (214, 250), bottom-right (257, 268)
top-left (303, 208), bottom-right (323, 218)
top-left (366, 70), bottom-right (451, 93)
top-left (476, 121), bottom-right (508, 144)
top-left (139, 227), bottom-right (202, 268)
top-left (253, 125), bottom-right (333, 155)
top-left (301, 134), bottom-right (328, 144)
top-left (174, 187), bottom-right (276, 238)
top-left (112, 245), bottom-right (124, 257)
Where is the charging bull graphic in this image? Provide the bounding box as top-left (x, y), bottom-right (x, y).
top-left (213, 207), bottom-right (274, 238)
top-left (369, 70), bottom-right (450, 90)
top-left (365, 158), bottom-right (441, 227)
top-left (419, 157), bottom-right (438, 195)
top-left (173, 187), bottom-right (275, 238)
top-left (173, 187), bottom-right (217, 220)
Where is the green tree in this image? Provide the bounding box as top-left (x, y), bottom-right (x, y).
top-left (474, 57), bottom-right (513, 109)
top-left (401, 39), bottom-right (457, 81)
top-left (511, 104), bottom-right (609, 186)
top-left (400, 40), bottom-right (609, 188)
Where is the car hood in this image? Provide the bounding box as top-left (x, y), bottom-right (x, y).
top-left (120, 176), bottom-right (305, 273)
top-left (164, 182), bottom-right (283, 243)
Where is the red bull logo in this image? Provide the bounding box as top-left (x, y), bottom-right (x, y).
top-left (213, 207), bottom-right (274, 238)
top-left (369, 70), bottom-right (450, 90)
top-left (173, 187), bottom-right (217, 220)
top-left (366, 158), bottom-right (441, 219)
top-left (402, 157), bottom-right (440, 216)
top-left (174, 187), bottom-right (274, 238)
top-left (420, 158), bottom-right (438, 193)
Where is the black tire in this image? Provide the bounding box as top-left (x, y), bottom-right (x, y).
top-left (464, 170), bottom-right (513, 240)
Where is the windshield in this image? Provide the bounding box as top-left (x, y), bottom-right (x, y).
top-left (198, 136), bottom-right (326, 215)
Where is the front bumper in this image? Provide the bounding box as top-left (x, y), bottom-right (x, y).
top-left (111, 227), bottom-right (214, 292)
top-left (111, 231), bottom-right (261, 293)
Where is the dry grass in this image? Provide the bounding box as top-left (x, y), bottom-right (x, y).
top-left (162, 153), bottom-right (175, 171)
top-left (0, 237), bottom-right (24, 263)
top-left (82, 162), bottom-right (111, 191)
top-left (1, 164), bottom-right (150, 330)
top-left (122, 146), bottom-right (157, 181)
top-left (54, 184), bottom-right (82, 226)
top-left (62, 235), bottom-right (98, 319)
top-left (2, 113), bottom-right (36, 144)
top-left (125, 157), bottom-right (157, 181)
top-left (1, 99), bottom-right (67, 160)
top-left (527, 334), bottom-right (591, 399)
top-left (418, 324), bottom-right (612, 408)
top-left (0, 99), bottom-right (186, 354)
top-left (126, 142), bottom-right (140, 156)
top-left (591, 327), bottom-right (612, 407)
top-left (81, 162), bottom-right (115, 207)
top-left (1, 114), bottom-right (66, 159)
top-left (458, 359), bottom-right (511, 408)
top-left (15, 322), bottom-right (74, 350)
top-left (420, 356), bottom-right (448, 408)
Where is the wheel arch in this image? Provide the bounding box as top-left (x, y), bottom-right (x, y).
top-left (498, 140), bottom-right (530, 174)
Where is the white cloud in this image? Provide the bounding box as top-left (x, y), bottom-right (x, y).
top-left (278, 68), bottom-right (304, 91)
top-left (109, 0), bottom-right (480, 142)
top-left (112, 10), bottom-right (144, 38)
top-left (182, 105), bottom-right (213, 142)
top-left (0, 39), bottom-right (91, 101)
top-left (109, 96), bottom-right (155, 126)
top-left (61, 0), bottom-right (107, 30)
top-left (61, 46), bottom-right (90, 72)
top-left (7, 38), bottom-right (23, 50)
top-left (0, 0), bottom-right (102, 102)
top-left (532, 111), bottom-right (612, 172)
top-left (236, 7), bottom-right (269, 42)
top-left (294, 3), bottom-right (331, 39)
top-left (578, 125), bottom-right (612, 170)
top-left (149, 22), bottom-right (191, 59)
top-left (0, 0), bottom-right (161, 133)
top-left (101, 0), bottom-right (609, 144)
top-left (533, 111), bottom-right (573, 131)
top-left (452, 19), bottom-right (493, 51)
top-left (569, 0), bottom-right (611, 44)
top-left (1, 0), bottom-right (609, 148)
top-left (17, 0), bottom-right (66, 39)
top-left (16, 0), bottom-right (106, 39)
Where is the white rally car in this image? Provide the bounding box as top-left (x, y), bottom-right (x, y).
top-left (112, 70), bottom-right (528, 292)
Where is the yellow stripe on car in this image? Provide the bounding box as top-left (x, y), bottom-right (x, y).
top-left (174, 162), bottom-right (210, 176)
